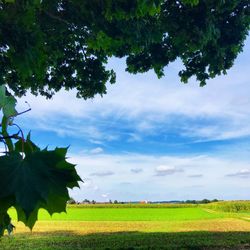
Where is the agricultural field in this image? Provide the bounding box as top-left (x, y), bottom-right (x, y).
top-left (1, 202), bottom-right (250, 249)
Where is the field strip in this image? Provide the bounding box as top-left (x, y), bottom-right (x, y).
top-left (10, 218), bottom-right (250, 235)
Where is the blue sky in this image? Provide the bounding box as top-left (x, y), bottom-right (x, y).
top-left (15, 36), bottom-right (250, 202)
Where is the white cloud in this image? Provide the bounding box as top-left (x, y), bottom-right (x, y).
top-left (131, 168), bottom-right (143, 174)
top-left (90, 171), bottom-right (114, 177)
top-left (101, 193), bottom-right (109, 198)
top-left (188, 174), bottom-right (203, 178)
top-left (90, 147), bottom-right (104, 154)
top-left (89, 139), bottom-right (103, 145)
top-left (226, 169), bottom-right (250, 178)
top-left (155, 165), bottom-right (183, 176)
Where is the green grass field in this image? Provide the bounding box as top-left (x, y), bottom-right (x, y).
top-left (8, 207), bottom-right (227, 221)
top-left (1, 204), bottom-right (250, 249)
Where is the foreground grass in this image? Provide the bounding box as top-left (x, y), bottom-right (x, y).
top-left (1, 219), bottom-right (250, 249)
top-left (1, 206), bottom-right (250, 249)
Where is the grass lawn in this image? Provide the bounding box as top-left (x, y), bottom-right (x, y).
top-left (1, 206), bottom-right (250, 249)
top-left (8, 207), bottom-right (227, 221)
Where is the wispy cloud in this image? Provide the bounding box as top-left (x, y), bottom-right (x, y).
top-left (131, 168), bottom-right (143, 174)
top-left (89, 139), bottom-right (103, 145)
top-left (101, 193), bottom-right (109, 199)
top-left (226, 169), bottom-right (250, 178)
top-left (155, 165), bottom-right (183, 176)
top-left (90, 147), bottom-right (104, 154)
top-left (188, 174), bottom-right (203, 178)
top-left (90, 171), bottom-right (114, 177)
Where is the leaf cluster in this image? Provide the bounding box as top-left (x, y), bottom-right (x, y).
top-left (0, 85), bottom-right (81, 236)
top-left (0, 137), bottom-right (81, 234)
top-left (0, 0), bottom-right (249, 99)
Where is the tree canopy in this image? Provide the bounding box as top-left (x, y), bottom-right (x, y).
top-left (0, 0), bottom-right (249, 99)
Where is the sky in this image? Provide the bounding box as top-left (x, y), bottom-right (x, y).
top-left (15, 36), bottom-right (250, 202)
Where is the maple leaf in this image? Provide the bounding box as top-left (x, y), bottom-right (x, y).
top-left (0, 143), bottom-right (81, 230)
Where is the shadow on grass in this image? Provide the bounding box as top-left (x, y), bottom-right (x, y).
top-left (1, 231), bottom-right (250, 250)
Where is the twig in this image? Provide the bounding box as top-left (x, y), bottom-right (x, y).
top-left (14, 108), bottom-right (32, 117)
top-left (0, 108), bottom-right (32, 127)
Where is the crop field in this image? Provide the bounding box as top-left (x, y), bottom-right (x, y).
top-left (1, 203), bottom-right (250, 249)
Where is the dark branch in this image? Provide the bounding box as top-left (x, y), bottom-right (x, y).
top-left (14, 108), bottom-right (31, 117)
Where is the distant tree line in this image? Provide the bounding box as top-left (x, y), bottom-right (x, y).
top-left (67, 198), bottom-right (97, 205)
top-left (184, 199), bottom-right (219, 204)
top-left (67, 198), bottom-right (220, 205)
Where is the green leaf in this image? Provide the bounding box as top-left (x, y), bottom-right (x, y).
top-left (0, 85), bottom-right (17, 118)
top-left (0, 147), bottom-right (81, 229)
top-left (3, 96), bottom-right (17, 118)
top-left (15, 132), bottom-right (40, 155)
